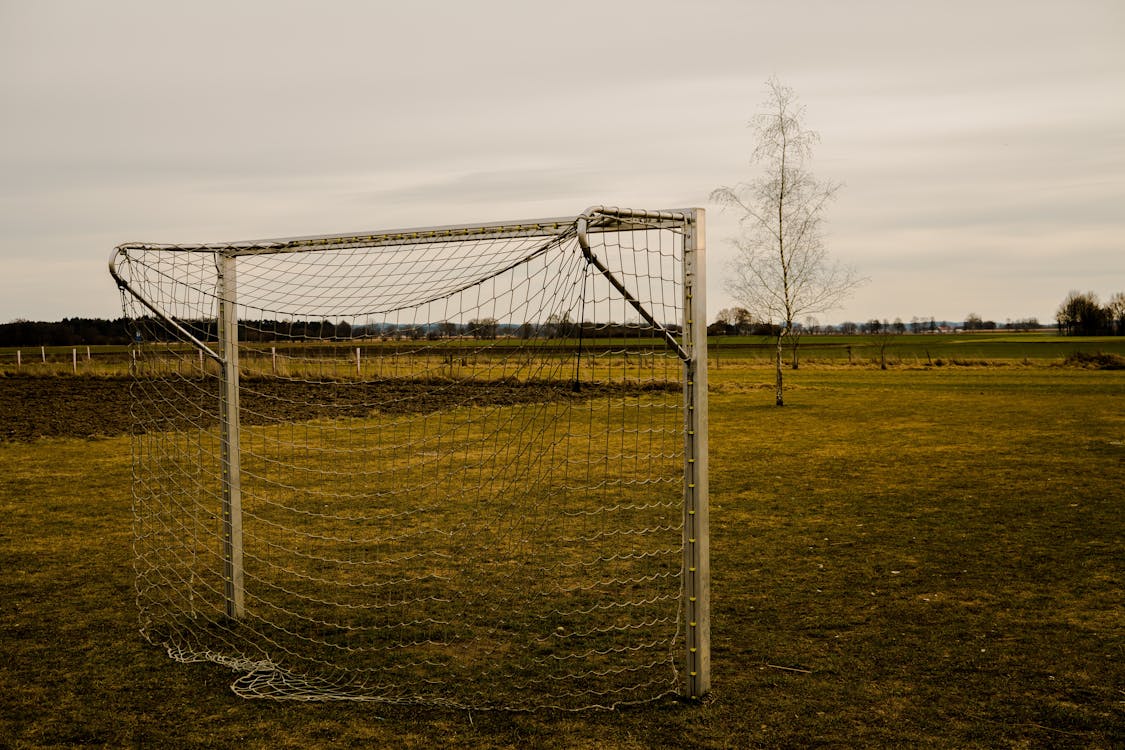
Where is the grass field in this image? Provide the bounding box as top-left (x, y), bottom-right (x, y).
top-left (1, 361), bottom-right (1122, 747)
top-left (4, 331), bottom-right (1125, 378)
top-left (710, 331), bottom-right (1125, 367)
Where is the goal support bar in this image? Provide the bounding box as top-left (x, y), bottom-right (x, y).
top-left (577, 207), bottom-right (689, 362)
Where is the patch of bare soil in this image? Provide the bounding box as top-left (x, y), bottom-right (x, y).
top-left (0, 375), bottom-right (675, 442)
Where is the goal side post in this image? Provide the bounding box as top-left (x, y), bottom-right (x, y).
top-left (683, 208), bottom-right (710, 699)
top-left (217, 252), bottom-right (245, 620)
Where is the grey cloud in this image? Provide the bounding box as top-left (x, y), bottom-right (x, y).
top-left (1, 0), bottom-right (1123, 323)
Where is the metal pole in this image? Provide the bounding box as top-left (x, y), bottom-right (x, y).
top-left (682, 208), bottom-right (710, 699)
top-left (217, 252), bottom-right (245, 619)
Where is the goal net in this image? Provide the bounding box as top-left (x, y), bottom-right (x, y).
top-left (110, 206), bottom-right (708, 709)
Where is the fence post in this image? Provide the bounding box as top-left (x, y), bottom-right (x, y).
top-left (356, 347), bottom-right (361, 376)
top-left (72, 348), bottom-right (77, 374)
top-left (16, 350), bottom-right (21, 370)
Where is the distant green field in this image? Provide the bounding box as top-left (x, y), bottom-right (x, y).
top-left (3, 332), bottom-right (1124, 377)
top-left (1, 363), bottom-right (1122, 747)
top-left (711, 331), bottom-right (1125, 365)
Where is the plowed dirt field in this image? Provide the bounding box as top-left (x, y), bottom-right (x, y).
top-left (1, 375), bottom-right (668, 441)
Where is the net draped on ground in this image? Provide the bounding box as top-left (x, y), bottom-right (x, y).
top-left (112, 208), bottom-right (703, 709)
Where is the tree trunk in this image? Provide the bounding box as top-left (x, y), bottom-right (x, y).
top-left (774, 331), bottom-right (785, 406)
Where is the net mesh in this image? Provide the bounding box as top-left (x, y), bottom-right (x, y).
top-left (114, 208), bottom-right (698, 709)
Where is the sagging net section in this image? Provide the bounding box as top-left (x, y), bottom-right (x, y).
top-left (113, 209), bottom-right (693, 709)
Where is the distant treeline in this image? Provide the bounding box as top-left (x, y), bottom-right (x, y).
top-left (709, 293), bottom-right (1125, 338)
top-left (0, 318), bottom-right (135, 347)
top-left (0, 315), bottom-right (678, 347)
top-left (7, 292), bottom-right (1121, 347)
top-left (707, 309), bottom-right (1047, 337)
top-left (1055, 291), bottom-right (1125, 336)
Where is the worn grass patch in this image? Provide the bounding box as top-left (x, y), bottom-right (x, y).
top-left (1, 365), bottom-right (1123, 747)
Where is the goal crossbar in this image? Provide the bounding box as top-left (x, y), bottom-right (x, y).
top-left (110, 205), bottom-right (690, 256)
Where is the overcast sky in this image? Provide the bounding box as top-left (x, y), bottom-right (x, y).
top-left (2, 0), bottom-right (1122, 325)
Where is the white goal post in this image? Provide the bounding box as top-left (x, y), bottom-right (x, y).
top-left (109, 205), bottom-right (708, 709)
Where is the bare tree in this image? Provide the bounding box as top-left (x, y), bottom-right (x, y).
top-left (873, 319), bottom-right (897, 370)
top-left (714, 307), bottom-right (739, 334)
top-left (712, 78), bottom-right (864, 405)
top-left (788, 314), bottom-right (819, 370)
top-left (734, 307), bottom-right (754, 335)
top-left (468, 317), bottom-right (499, 340)
top-left (439, 320), bottom-right (461, 339)
top-left (1056, 291), bottom-right (1108, 336)
top-left (1106, 292), bottom-right (1125, 335)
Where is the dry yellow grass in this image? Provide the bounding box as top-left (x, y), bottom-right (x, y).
top-left (1, 364), bottom-right (1123, 747)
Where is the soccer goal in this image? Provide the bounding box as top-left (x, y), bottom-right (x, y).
top-left (109, 205), bottom-right (708, 709)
